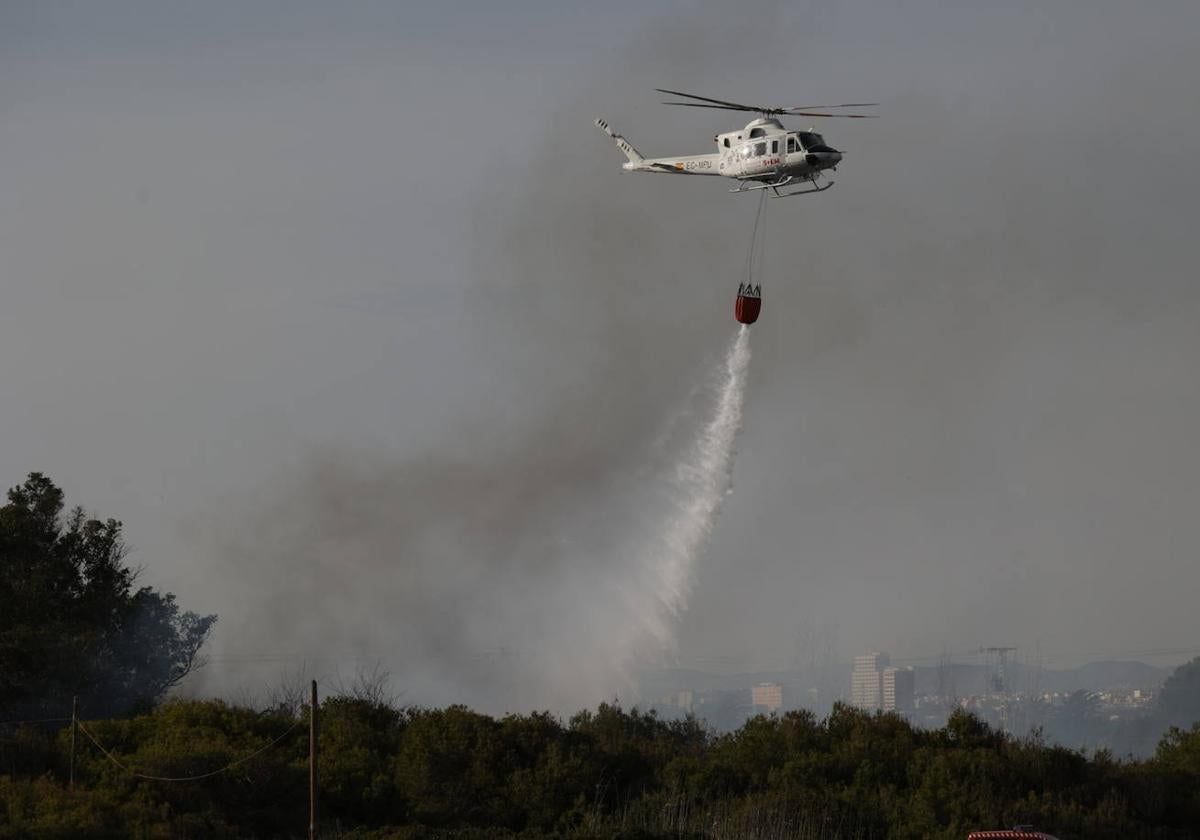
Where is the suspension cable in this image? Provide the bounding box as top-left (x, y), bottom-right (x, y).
top-left (745, 190), bottom-right (768, 288)
top-left (76, 716), bottom-right (302, 783)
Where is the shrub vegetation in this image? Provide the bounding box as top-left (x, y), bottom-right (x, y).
top-left (1, 699), bottom-right (1198, 838)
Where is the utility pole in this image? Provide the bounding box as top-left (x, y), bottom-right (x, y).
top-left (309, 680), bottom-right (319, 840)
top-left (981, 647), bottom-right (1018, 733)
top-left (69, 696), bottom-right (77, 790)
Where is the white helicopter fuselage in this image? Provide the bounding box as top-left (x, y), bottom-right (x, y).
top-left (595, 117), bottom-right (843, 189)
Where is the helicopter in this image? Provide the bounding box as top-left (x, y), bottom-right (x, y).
top-left (596, 89), bottom-right (875, 198)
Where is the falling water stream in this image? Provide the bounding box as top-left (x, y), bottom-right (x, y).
top-left (640, 325), bottom-right (752, 648)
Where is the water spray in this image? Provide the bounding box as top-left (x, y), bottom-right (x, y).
top-left (640, 325), bottom-right (752, 649)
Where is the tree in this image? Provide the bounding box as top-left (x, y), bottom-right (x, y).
top-left (0, 472), bottom-right (216, 719)
top-left (1156, 657), bottom-right (1200, 729)
top-left (1155, 723), bottom-right (1200, 828)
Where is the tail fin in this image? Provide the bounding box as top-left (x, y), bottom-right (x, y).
top-left (595, 118), bottom-right (644, 164)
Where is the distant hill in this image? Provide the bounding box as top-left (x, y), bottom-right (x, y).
top-left (1038, 660), bottom-right (1171, 693)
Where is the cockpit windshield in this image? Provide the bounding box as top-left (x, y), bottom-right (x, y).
top-left (797, 132), bottom-right (825, 149)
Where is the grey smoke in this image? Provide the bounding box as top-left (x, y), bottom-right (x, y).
top-left (213, 324), bottom-right (750, 712)
top-left (201, 10), bottom-right (800, 713)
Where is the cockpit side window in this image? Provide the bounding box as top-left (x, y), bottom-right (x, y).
top-left (723, 138), bottom-right (730, 148)
top-left (787, 136), bottom-right (797, 154)
top-left (754, 142), bottom-right (767, 156)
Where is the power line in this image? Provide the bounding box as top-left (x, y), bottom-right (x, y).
top-left (0, 716), bottom-right (72, 726)
top-left (76, 717), bottom-right (302, 783)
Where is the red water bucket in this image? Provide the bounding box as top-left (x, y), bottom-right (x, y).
top-left (735, 283), bottom-right (762, 325)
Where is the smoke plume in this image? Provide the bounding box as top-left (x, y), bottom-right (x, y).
top-left (210, 325), bottom-right (751, 712)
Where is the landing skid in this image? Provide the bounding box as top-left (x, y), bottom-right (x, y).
top-left (730, 174), bottom-right (834, 198)
top-left (770, 178), bottom-right (834, 198)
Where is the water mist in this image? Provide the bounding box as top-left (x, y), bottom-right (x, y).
top-left (638, 325), bottom-right (752, 650)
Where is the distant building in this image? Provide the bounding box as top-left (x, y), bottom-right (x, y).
top-left (751, 682), bottom-right (783, 712)
top-left (882, 666), bottom-right (915, 713)
top-left (852, 669), bottom-right (881, 710)
top-left (852, 652), bottom-right (890, 710)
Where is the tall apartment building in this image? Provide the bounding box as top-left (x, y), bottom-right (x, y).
top-left (882, 666), bottom-right (915, 713)
top-left (751, 682), bottom-right (783, 712)
top-left (851, 652), bottom-right (890, 710)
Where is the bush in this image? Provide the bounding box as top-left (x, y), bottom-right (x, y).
top-left (0, 695), bottom-right (1195, 837)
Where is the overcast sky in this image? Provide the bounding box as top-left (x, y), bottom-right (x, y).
top-left (3, 0), bottom-right (1199, 710)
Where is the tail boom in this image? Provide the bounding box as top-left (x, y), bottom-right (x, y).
top-left (594, 117), bottom-right (720, 175)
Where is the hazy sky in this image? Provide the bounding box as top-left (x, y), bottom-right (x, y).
top-left (3, 0), bottom-right (1199, 710)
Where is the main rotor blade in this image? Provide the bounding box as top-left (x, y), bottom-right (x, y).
top-left (655, 88), bottom-right (763, 111)
top-left (785, 110), bottom-right (878, 118)
top-left (657, 89), bottom-right (879, 118)
top-left (661, 101), bottom-right (758, 112)
top-left (788, 103), bottom-right (879, 110)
